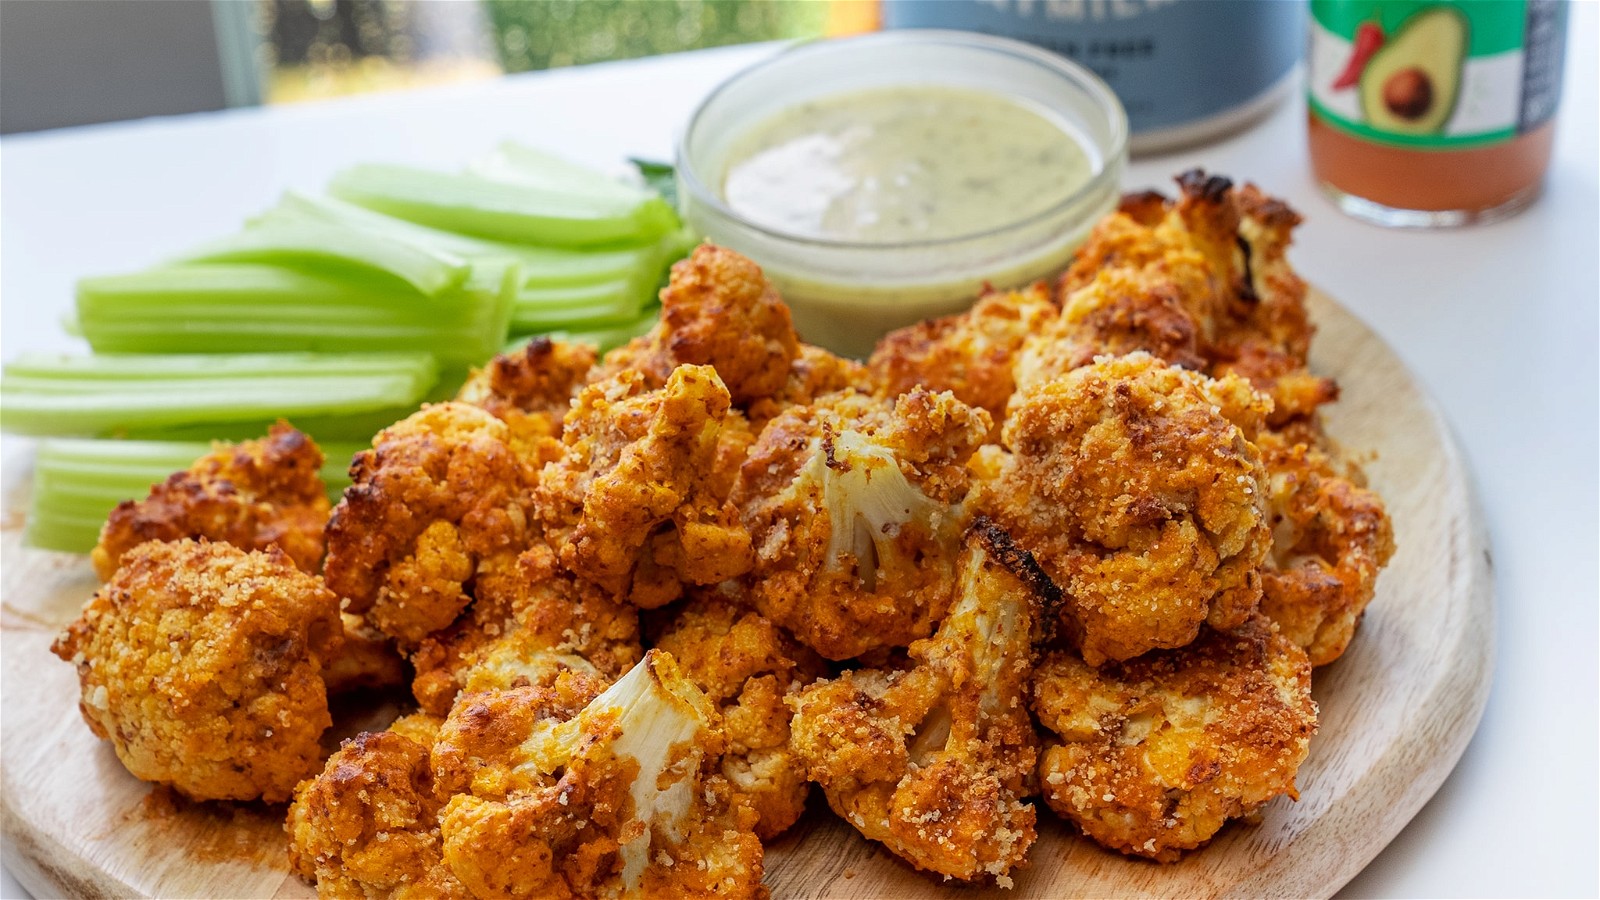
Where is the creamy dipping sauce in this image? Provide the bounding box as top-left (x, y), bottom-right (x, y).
top-left (720, 86), bottom-right (1094, 243)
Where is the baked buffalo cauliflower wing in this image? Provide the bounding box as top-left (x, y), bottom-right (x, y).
top-left (92, 422), bottom-right (329, 580)
top-left (868, 283), bottom-right (1057, 434)
top-left (52, 538), bottom-right (342, 802)
top-left (1032, 615), bottom-right (1316, 861)
top-left (602, 243), bottom-right (800, 408)
top-left (732, 388), bottom-right (990, 659)
top-left (981, 352), bottom-right (1271, 665)
top-left (324, 402), bottom-right (541, 645)
top-left (1038, 172), bottom-right (1335, 429)
top-left (538, 364), bottom-right (753, 608)
top-left (456, 335), bottom-right (596, 460)
top-left (1257, 431), bottom-right (1396, 666)
top-left (429, 649), bottom-right (766, 899)
top-left (409, 543), bottom-right (641, 716)
top-left (287, 713), bottom-right (468, 898)
top-left (652, 591), bottom-right (825, 839)
top-left (788, 519), bottom-right (1048, 885)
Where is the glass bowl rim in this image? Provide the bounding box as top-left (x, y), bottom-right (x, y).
top-left (675, 29), bottom-right (1130, 252)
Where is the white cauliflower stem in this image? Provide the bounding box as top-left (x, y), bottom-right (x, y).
top-left (521, 650), bottom-right (709, 891)
top-left (428, 648), bottom-right (765, 899)
top-left (818, 426), bottom-right (950, 589)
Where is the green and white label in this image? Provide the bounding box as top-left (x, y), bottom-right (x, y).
top-left (1309, 0), bottom-right (1567, 149)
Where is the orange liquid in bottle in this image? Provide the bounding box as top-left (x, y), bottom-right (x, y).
top-left (1309, 111), bottom-right (1555, 227)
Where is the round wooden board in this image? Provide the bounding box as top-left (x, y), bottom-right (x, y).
top-left (0, 289), bottom-right (1492, 900)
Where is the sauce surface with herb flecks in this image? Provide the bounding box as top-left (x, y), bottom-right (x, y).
top-left (720, 85), bottom-right (1094, 244)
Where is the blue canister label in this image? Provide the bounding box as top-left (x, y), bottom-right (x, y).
top-left (882, 0), bottom-right (1305, 134)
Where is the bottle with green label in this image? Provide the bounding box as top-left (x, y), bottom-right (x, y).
top-left (1308, 0), bottom-right (1568, 227)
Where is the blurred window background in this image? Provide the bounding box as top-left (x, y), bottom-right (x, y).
top-left (0, 0), bottom-right (878, 134)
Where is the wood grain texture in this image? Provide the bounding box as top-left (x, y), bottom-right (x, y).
top-left (0, 290), bottom-right (1493, 900)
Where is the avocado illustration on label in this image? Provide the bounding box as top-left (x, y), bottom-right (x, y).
top-left (1358, 6), bottom-right (1468, 134)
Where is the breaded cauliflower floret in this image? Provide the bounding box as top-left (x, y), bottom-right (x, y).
top-left (1256, 431), bottom-right (1396, 666)
top-left (1032, 616), bottom-right (1316, 862)
top-left (409, 543), bottom-right (641, 716)
top-left (538, 365), bottom-right (753, 608)
top-left (287, 713), bottom-right (467, 898)
top-left (868, 283), bottom-right (1057, 434)
top-left (1038, 172), bottom-right (1336, 429)
top-left (324, 402), bottom-right (540, 645)
top-left (51, 539), bottom-right (341, 802)
top-left (430, 649), bottom-right (766, 899)
top-left (789, 519), bottom-right (1047, 885)
top-left (1038, 266), bottom-right (1209, 381)
top-left (92, 422), bottom-right (329, 580)
top-left (982, 353), bottom-right (1271, 665)
top-left (457, 335), bottom-right (596, 461)
top-left (602, 243), bottom-right (800, 407)
top-left (652, 591), bottom-right (825, 839)
top-left (732, 388), bottom-right (990, 659)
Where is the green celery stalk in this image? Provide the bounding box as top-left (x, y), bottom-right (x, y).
top-left (541, 304), bottom-right (661, 353)
top-left (0, 352), bottom-right (438, 437)
top-left (328, 164), bottom-right (674, 247)
top-left (76, 262), bottom-right (514, 368)
top-left (265, 192), bottom-right (670, 287)
top-left (469, 142), bottom-right (656, 205)
top-left (110, 368), bottom-right (466, 444)
top-left (509, 277), bottom-right (656, 332)
top-left (169, 222), bottom-right (470, 297)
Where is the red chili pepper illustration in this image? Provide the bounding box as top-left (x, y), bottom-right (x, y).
top-left (1332, 21), bottom-right (1385, 90)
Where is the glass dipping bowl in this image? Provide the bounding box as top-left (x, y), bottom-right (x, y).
top-left (677, 30), bottom-right (1128, 358)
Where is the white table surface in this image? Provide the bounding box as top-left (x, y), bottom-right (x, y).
top-left (2, 8), bottom-right (1596, 898)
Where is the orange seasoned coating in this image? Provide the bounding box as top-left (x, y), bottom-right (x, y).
top-left (732, 388), bottom-right (990, 659)
top-left (323, 612), bottom-right (407, 695)
top-left (287, 715), bottom-right (468, 899)
top-left (52, 539), bottom-right (341, 803)
top-left (538, 365), bottom-right (753, 608)
top-left (983, 353), bottom-right (1271, 665)
top-left (652, 591), bottom-right (825, 839)
top-left (788, 520), bottom-right (1047, 885)
top-left (456, 336), bottom-right (595, 463)
top-left (431, 650), bottom-right (767, 899)
top-left (91, 422), bottom-right (329, 580)
top-left (1257, 431), bottom-right (1396, 666)
top-left (1028, 171), bottom-right (1336, 432)
top-left (603, 243), bottom-right (800, 407)
top-left (409, 543), bottom-right (641, 716)
top-left (868, 283), bottom-right (1057, 433)
top-left (1032, 616), bottom-right (1317, 861)
top-left (745, 343), bottom-right (872, 436)
top-left (324, 402), bottom-right (541, 645)
top-left (458, 335), bottom-right (596, 425)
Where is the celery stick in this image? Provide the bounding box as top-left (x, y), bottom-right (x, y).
top-left (110, 369), bottom-right (464, 444)
top-left (267, 192), bottom-right (670, 287)
top-left (509, 277), bottom-right (654, 333)
top-left (171, 223), bottom-right (470, 297)
top-left (121, 406), bottom-right (420, 444)
top-left (0, 352), bottom-right (438, 437)
top-left (329, 164), bottom-right (673, 247)
top-left (76, 262), bottom-right (513, 367)
top-left (23, 437), bottom-right (359, 553)
top-left (3, 351), bottom-right (436, 381)
top-left (543, 305), bottom-right (661, 353)
top-left (470, 142), bottom-right (656, 205)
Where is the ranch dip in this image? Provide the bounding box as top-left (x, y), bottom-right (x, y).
top-left (720, 86), bottom-right (1095, 244)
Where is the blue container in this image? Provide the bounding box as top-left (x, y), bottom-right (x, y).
top-left (882, 0), bottom-right (1305, 153)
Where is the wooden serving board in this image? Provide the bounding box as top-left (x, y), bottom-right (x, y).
top-left (0, 290), bottom-right (1493, 899)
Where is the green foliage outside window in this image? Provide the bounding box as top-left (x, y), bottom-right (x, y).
top-left (484, 0), bottom-right (829, 73)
